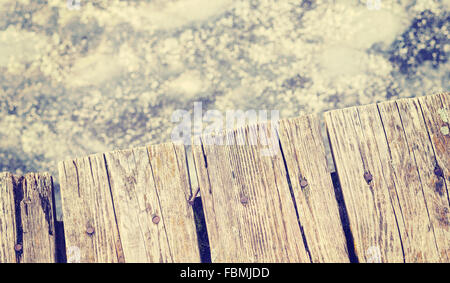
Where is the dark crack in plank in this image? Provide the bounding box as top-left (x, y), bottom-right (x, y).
top-left (325, 105), bottom-right (404, 263)
top-left (0, 172), bottom-right (57, 263)
top-left (279, 115), bottom-right (350, 262)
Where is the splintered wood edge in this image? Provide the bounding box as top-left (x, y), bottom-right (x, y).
top-left (0, 172), bottom-right (57, 263)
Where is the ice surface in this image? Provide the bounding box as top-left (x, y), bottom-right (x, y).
top-left (0, 0), bottom-right (448, 183)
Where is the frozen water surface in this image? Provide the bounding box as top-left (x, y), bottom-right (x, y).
top-left (0, 0), bottom-right (448, 180)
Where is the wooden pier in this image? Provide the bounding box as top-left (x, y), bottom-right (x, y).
top-left (0, 92), bottom-right (448, 263)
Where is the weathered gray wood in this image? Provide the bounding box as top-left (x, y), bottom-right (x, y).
top-left (0, 172), bottom-right (57, 263)
top-left (377, 100), bottom-right (441, 262)
top-left (192, 123), bottom-right (311, 262)
top-left (0, 173), bottom-right (17, 263)
top-left (395, 96), bottom-right (449, 261)
top-left (59, 144), bottom-right (200, 263)
top-left (325, 93), bottom-right (450, 263)
top-left (418, 93), bottom-right (450, 203)
top-left (279, 115), bottom-right (349, 262)
top-left (59, 154), bottom-right (122, 263)
top-left (147, 143), bottom-right (200, 262)
top-left (19, 173), bottom-right (57, 263)
top-left (325, 106), bottom-right (404, 263)
top-left (104, 147), bottom-right (172, 262)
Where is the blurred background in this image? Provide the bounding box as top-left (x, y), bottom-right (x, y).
top-left (0, 0), bottom-right (448, 179)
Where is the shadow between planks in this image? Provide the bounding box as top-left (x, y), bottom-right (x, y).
top-left (0, 93), bottom-right (448, 263)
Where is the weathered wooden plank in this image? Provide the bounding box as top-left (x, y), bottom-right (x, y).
top-left (395, 96), bottom-right (449, 261)
top-left (325, 106), bottom-right (404, 263)
top-left (104, 145), bottom-right (200, 262)
top-left (59, 154), bottom-right (123, 263)
top-left (0, 172), bottom-right (57, 263)
top-left (326, 94), bottom-right (450, 263)
top-left (59, 144), bottom-right (200, 263)
top-left (19, 173), bottom-right (57, 263)
top-left (147, 143), bottom-right (200, 262)
top-left (279, 115), bottom-right (349, 262)
top-left (104, 147), bottom-right (171, 262)
top-left (0, 173), bottom-right (17, 263)
top-left (192, 123), bottom-right (311, 262)
top-left (418, 93), bottom-right (450, 201)
top-left (377, 100), bottom-right (441, 262)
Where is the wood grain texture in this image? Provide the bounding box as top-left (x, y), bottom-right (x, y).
top-left (0, 173), bottom-right (17, 263)
top-left (378, 100), bottom-right (440, 262)
top-left (19, 173), bottom-right (57, 263)
top-left (418, 93), bottom-right (450, 203)
top-left (148, 143), bottom-right (199, 262)
top-left (325, 106), bottom-right (404, 263)
top-left (279, 115), bottom-right (349, 262)
top-left (0, 172), bottom-right (57, 263)
top-left (104, 147), bottom-right (172, 262)
top-left (59, 154), bottom-right (122, 263)
top-left (59, 144), bottom-right (200, 263)
top-left (192, 123), bottom-right (311, 262)
top-left (395, 96), bottom-right (449, 261)
top-left (325, 93), bottom-right (450, 263)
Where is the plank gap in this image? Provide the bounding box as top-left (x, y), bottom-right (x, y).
top-left (330, 172), bottom-right (359, 263)
top-left (277, 136), bottom-right (313, 262)
top-left (324, 112), bottom-right (359, 263)
top-left (12, 175), bottom-right (24, 263)
top-left (55, 220), bottom-right (67, 263)
top-left (191, 196), bottom-right (212, 263)
top-left (184, 145), bottom-right (212, 262)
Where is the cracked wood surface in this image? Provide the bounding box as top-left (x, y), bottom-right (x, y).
top-left (279, 115), bottom-right (349, 262)
top-left (0, 172), bottom-right (57, 263)
top-left (325, 93), bottom-right (449, 263)
top-left (192, 123), bottom-right (311, 262)
top-left (59, 144), bottom-right (200, 263)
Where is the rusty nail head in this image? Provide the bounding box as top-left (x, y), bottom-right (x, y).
top-left (86, 227), bottom-right (95, 235)
top-left (152, 215), bottom-right (160, 224)
top-left (240, 196), bottom-right (248, 204)
top-left (15, 244), bottom-right (22, 252)
top-left (300, 179), bottom-right (308, 188)
top-left (434, 165), bottom-right (443, 178)
top-left (364, 172), bottom-right (373, 183)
